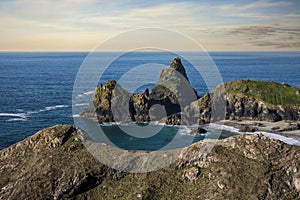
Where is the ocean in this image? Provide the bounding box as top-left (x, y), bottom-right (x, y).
top-left (0, 51), bottom-right (300, 150)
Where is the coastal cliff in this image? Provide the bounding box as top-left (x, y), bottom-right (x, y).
top-left (0, 125), bottom-right (299, 199)
top-left (189, 80), bottom-right (300, 124)
top-left (81, 58), bottom-right (300, 125)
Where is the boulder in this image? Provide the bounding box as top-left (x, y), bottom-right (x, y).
top-left (191, 127), bottom-right (207, 134)
top-left (239, 125), bottom-right (256, 132)
top-left (271, 126), bottom-right (280, 131)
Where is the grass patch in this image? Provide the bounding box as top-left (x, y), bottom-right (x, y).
top-left (224, 80), bottom-right (300, 106)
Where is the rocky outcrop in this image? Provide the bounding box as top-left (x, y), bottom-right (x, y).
top-left (0, 125), bottom-right (299, 199)
top-left (82, 59), bottom-right (300, 125)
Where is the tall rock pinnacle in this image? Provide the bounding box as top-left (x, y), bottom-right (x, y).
top-left (169, 57), bottom-right (188, 80)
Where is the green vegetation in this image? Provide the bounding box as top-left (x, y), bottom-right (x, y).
top-left (224, 80), bottom-right (300, 106)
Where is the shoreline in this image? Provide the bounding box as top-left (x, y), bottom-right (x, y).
top-left (76, 115), bottom-right (300, 146)
top-left (219, 119), bottom-right (300, 139)
top-left (78, 115), bottom-right (300, 136)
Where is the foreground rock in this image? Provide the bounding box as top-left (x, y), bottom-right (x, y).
top-left (0, 125), bottom-right (114, 200)
top-left (0, 125), bottom-right (299, 199)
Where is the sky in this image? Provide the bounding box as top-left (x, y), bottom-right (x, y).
top-left (0, 0), bottom-right (299, 51)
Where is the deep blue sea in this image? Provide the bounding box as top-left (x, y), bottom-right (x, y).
top-left (0, 52), bottom-right (299, 150)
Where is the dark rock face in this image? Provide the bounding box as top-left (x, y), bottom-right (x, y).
top-left (0, 126), bottom-right (299, 199)
top-left (223, 97), bottom-right (283, 122)
top-left (224, 98), bottom-right (299, 122)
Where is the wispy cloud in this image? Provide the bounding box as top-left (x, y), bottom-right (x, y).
top-left (0, 0), bottom-right (299, 51)
top-left (227, 24), bottom-right (300, 49)
top-left (218, 0), bottom-right (292, 11)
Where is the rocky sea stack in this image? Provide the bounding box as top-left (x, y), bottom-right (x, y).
top-left (81, 58), bottom-right (300, 125)
top-left (0, 125), bottom-right (299, 199)
top-left (81, 57), bottom-right (198, 125)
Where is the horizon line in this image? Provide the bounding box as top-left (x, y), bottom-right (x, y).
top-left (0, 50), bottom-right (300, 53)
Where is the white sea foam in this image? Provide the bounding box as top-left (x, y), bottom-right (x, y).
top-left (76, 91), bottom-right (94, 99)
top-left (26, 111), bottom-right (39, 114)
top-left (83, 91), bottom-right (94, 95)
top-left (1, 104), bottom-right (70, 122)
top-left (6, 118), bottom-right (27, 122)
top-left (72, 114), bottom-right (80, 118)
top-left (39, 105), bottom-right (69, 112)
top-left (0, 112), bottom-right (28, 122)
top-left (209, 123), bottom-right (240, 133)
top-left (149, 121), bottom-right (165, 126)
top-left (177, 126), bottom-right (192, 135)
top-left (100, 122), bottom-right (120, 127)
top-left (73, 103), bottom-right (89, 107)
top-left (0, 113), bottom-right (27, 118)
top-left (210, 123), bottom-right (300, 146)
top-left (45, 105), bottom-right (69, 110)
